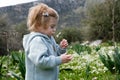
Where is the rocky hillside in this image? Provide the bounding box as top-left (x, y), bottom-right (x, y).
top-left (0, 0), bottom-right (86, 29)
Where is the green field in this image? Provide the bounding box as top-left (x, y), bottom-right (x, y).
top-left (0, 43), bottom-right (120, 80)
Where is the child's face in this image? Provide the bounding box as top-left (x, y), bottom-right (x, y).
top-left (44, 17), bottom-right (58, 36)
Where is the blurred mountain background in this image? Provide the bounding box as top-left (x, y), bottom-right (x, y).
top-left (0, 0), bottom-right (86, 30)
top-left (1, 0), bottom-right (120, 55)
top-left (0, 0), bottom-right (86, 54)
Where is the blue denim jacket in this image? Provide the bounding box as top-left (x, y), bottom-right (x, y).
top-left (23, 32), bottom-right (66, 80)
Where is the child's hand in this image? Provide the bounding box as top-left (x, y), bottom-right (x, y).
top-left (60, 53), bottom-right (73, 63)
top-left (60, 39), bottom-right (68, 49)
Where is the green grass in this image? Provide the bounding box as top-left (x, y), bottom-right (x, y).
top-left (59, 70), bottom-right (120, 80)
top-left (59, 45), bottom-right (120, 80)
top-left (0, 43), bottom-right (120, 80)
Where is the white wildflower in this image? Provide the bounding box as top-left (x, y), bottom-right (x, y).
top-left (56, 32), bottom-right (61, 38)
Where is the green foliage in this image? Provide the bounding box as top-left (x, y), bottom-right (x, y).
top-left (1, 43), bottom-right (120, 80)
top-left (99, 53), bottom-right (115, 73)
top-left (85, 63), bottom-right (91, 78)
top-left (11, 51), bottom-right (25, 79)
top-left (59, 44), bottom-right (120, 80)
top-left (70, 42), bottom-right (92, 54)
top-left (94, 46), bottom-right (101, 52)
top-left (9, 71), bottom-right (21, 80)
top-left (55, 27), bottom-right (82, 44)
top-left (98, 47), bottom-right (120, 74)
top-left (0, 34), bottom-right (8, 55)
top-left (83, 0), bottom-right (120, 42)
top-left (100, 41), bottom-right (115, 47)
top-left (59, 70), bottom-right (120, 80)
top-left (113, 47), bottom-right (120, 73)
top-left (66, 49), bottom-right (74, 54)
top-left (0, 56), bottom-right (8, 78)
top-left (0, 51), bottom-right (25, 80)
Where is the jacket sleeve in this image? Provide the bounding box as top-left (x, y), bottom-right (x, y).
top-left (51, 36), bottom-right (66, 56)
top-left (56, 44), bottom-right (66, 56)
top-left (28, 37), bottom-right (62, 69)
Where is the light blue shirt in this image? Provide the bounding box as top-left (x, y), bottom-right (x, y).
top-left (23, 32), bottom-right (66, 80)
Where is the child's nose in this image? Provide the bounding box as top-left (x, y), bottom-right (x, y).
top-left (53, 28), bottom-right (56, 31)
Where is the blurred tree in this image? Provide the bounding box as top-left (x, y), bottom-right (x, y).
top-left (0, 32), bottom-right (8, 55)
top-left (0, 15), bottom-right (9, 55)
top-left (0, 15), bottom-right (8, 31)
top-left (7, 21), bottom-right (28, 51)
top-left (82, 0), bottom-right (120, 42)
top-left (14, 20), bottom-right (28, 38)
top-left (55, 27), bottom-right (82, 44)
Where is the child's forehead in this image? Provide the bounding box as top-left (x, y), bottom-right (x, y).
top-left (49, 17), bottom-right (58, 22)
top-left (48, 20), bottom-right (57, 27)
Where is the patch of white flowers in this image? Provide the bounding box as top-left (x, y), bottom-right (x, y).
top-left (60, 46), bottom-right (113, 76)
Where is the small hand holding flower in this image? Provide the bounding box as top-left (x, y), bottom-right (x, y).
top-left (60, 53), bottom-right (73, 63)
top-left (60, 39), bottom-right (68, 49)
top-left (60, 39), bottom-right (72, 63)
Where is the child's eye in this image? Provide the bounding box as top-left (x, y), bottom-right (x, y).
top-left (51, 26), bottom-right (55, 29)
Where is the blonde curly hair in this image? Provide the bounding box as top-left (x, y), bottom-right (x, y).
top-left (27, 3), bottom-right (59, 32)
